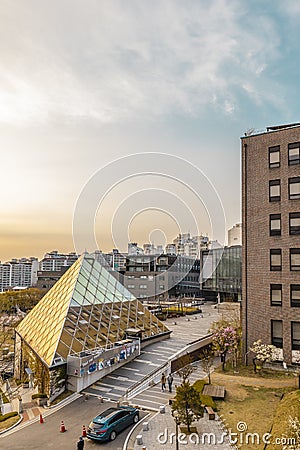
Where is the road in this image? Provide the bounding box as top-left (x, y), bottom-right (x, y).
top-left (0, 396), bottom-right (148, 450)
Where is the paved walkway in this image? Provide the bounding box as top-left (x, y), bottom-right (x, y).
top-left (83, 303), bottom-right (220, 402)
top-left (132, 405), bottom-right (235, 450)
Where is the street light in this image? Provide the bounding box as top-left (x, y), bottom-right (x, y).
top-left (171, 409), bottom-right (180, 450)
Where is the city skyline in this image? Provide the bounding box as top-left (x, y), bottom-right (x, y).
top-left (1, 1), bottom-right (300, 261)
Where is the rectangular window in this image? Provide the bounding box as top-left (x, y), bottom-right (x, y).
top-left (269, 180), bottom-right (281, 202)
top-left (289, 212), bottom-right (300, 235)
top-left (159, 285), bottom-right (165, 289)
top-left (271, 320), bottom-right (283, 348)
top-left (292, 322), bottom-right (300, 350)
top-left (290, 248), bottom-right (300, 271)
top-left (139, 284), bottom-right (147, 289)
top-left (288, 142), bottom-right (300, 166)
top-left (291, 285), bottom-right (300, 307)
top-left (127, 284), bottom-right (135, 288)
top-left (289, 177), bottom-right (300, 200)
top-left (270, 284), bottom-right (282, 306)
top-left (270, 249), bottom-right (282, 271)
top-left (269, 145), bottom-right (280, 168)
top-left (270, 214), bottom-right (281, 236)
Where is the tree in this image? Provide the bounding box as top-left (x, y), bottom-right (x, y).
top-left (198, 347), bottom-right (215, 384)
top-left (176, 354), bottom-right (197, 383)
top-left (211, 324), bottom-right (241, 370)
top-left (172, 381), bottom-right (203, 433)
top-left (250, 339), bottom-right (278, 373)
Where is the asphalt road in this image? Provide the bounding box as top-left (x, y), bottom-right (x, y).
top-left (0, 396), bottom-right (147, 450)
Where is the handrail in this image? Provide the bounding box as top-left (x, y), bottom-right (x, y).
top-left (124, 333), bottom-right (213, 400)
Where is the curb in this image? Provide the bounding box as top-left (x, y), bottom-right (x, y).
top-left (123, 412), bottom-right (152, 450)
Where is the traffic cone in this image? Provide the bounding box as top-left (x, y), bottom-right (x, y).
top-left (82, 425), bottom-right (87, 437)
top-left (60, 420), bottom-right (66, 433)
top-left (39, 414), bottom-right (44, 424)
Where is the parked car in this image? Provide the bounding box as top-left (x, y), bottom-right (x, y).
top-left (87, 406), bottom-right (139, 441)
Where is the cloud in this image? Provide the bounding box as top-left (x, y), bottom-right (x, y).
top-left (0, 0), bottom-right (284, 125)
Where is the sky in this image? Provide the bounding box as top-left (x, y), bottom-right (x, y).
top-left (1, 0), bottom-right (300, 261)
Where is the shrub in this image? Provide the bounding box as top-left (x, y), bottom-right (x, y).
top-left (193, 380), bottom-right (206, 393)
top-left (0, 390), bottom-right (9, 403)
top-left (32, 393), bottom-right (47, 399)
top-left (0, 411), bottom-right (18, 422)
top-left (200, 394), bottom-right (216, 409)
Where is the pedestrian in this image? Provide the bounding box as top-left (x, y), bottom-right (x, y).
top-left (161, 373), bottom-right (166, 392)
top-left (77, 436), bottom-right (84, 450)
top-left (167, 373), bottom-right (173, 393)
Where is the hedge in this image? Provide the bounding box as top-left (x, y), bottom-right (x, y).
top-left (32, 393), bottom-right (47, 399)
top-left (0, 411), bottom-right (18, 422)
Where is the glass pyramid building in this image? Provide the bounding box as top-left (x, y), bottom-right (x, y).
top-left (16, 254), bottom-right (169, 369)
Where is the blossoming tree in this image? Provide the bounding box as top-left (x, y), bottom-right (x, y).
top-left (211, 324), bottom-right (241, 370)
top-left (250, 339), bottom-right (278, 373)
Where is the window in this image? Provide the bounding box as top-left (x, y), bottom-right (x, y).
top-left (270, 284), bottom-right (282, 306)
top-left (140, 275), bottom-right (147, 279)
top-left (270, 214), bottom-right (281, 236)
top-left (292, 322), bottom-right (300, 350)
top-left (290, 249), bottom-right (300, 271)
top-left (139, 284), bottom-right (147, 289)
top-left (291, 285), bottom-right (300, 307)
top-left (288, 142), bottom-right (300, 166)
top-left (271, 320), bottom-right (283, 348)
top-left (270, 249), bottom-right (282, 271)
top-left (269, 145), bottom-right (280, 168)
top-left (289, 213), bottom-right (300, 235)
top-left (269, 180), bottom-right (280, 202)
top-left (289, 177), bottom-right (300, 200)
top-left (127, 284), bottom-right (135, 289)
top-left (159, 285), bottom-right (164, 289)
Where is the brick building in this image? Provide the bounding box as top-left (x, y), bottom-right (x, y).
top-left (242, 123), bottom-right (300, 365)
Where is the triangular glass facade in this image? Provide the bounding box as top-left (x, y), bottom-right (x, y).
top-left (16, 255), bottom-right (168, 368)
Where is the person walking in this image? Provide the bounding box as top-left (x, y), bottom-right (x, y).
top-left (77, 436), bottom-right (84, 450)
top-left (161, 373), bottom-right (166, 392)
top-left (167, 373), bottom-right (173, 393)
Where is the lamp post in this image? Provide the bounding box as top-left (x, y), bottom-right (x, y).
top-left (172, 410), bottom-right (180, 450)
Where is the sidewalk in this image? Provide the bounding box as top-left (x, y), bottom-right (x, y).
top-left (132, 405), bottom-right (235, 450)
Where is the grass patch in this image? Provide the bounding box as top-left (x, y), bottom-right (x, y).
top-left (50, 390), bottom-right (73, 405)
top-left (193, 379), bottom-right (216, 409)
top-left (266, 390), bottom-right (300, 450)
top-left (0, 414), bottom-right (20, 431)
top-left (215, 364), bottom-right (296, 379)
top-left (209, 369), bottom-right (296, 450)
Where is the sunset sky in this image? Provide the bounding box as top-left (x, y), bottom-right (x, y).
top-left (1, 0), bottom-right (300, 261)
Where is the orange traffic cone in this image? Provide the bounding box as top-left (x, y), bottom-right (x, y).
top-left (60, 420), bottom-right (66, 433)
top-left (82, 425), bottom-right (87, 437)
top-left (39, 414), bottom-right (44, 424)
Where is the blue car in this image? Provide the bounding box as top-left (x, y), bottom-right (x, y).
top-left (87, 406), bottom-right (139, 441)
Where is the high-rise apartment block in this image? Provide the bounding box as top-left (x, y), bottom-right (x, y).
top-left (0, 257), bottom-right (39, 292)
top-left (242, 123), bottom-right (300, 364)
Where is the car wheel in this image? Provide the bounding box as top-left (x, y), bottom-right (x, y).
top-left (110, 430), bottom-right (117, 441)
top-left (133, 414), bottom-right (139, 424)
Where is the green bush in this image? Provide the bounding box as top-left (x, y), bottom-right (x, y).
top-left (0, 411), bottom-right (18, 422)
top-left (32, 393), bottom-right (47, 399)
top-left (200, 394), bottom-right (216, 409)
top-left (193, 380), bottom-right (206, 393)
top-left (0, 390), bottom-right (9, 403)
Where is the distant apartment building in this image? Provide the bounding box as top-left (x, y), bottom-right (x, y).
top-left (123, 254), bottom-right (200, 301)
top-left (39, 250), bottom-right (79, 271)
top-left (172, 233), bottom-right (209, 258)
top-left (228, 223), bottom-right (242, 247)
top-left (0, 257), bottom-right (39, 292)
top-left (242, 123), bottom-right (300, 364)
